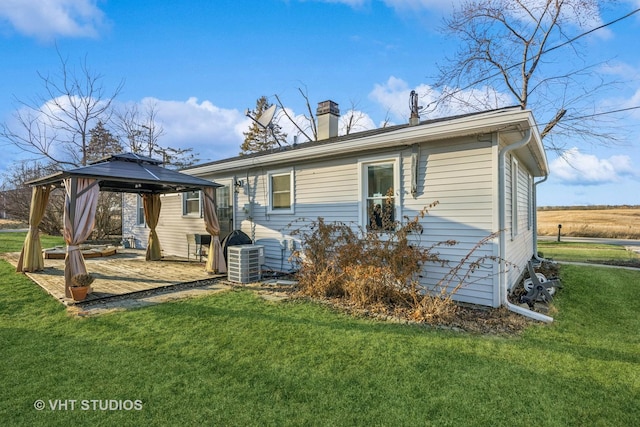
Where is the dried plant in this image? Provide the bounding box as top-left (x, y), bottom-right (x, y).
top-left (71, 273), bottom-right (95, 287)
top-left (289, 199), bottom-right (504, 324)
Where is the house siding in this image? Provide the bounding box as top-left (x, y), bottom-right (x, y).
top-left (122, 193), bottom-right (149, 249)
top-left (157, 193), bottom-right (209, 259)
top-left (504, 151), bottom-right (536, 293)
top-left (405, 138), bottom-right (498, 307)
top-left (123, 109), bottom-right (547, 309)
top-left (126, 137), bottom-right (502, 307)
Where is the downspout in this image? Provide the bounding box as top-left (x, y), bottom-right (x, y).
top-left (498, 129), bottom-right (553, 322)
top-left (532, 175), bottom-right (548, 262)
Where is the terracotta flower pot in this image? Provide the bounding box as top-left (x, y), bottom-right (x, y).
top-left (70, 286), bottom-right (90, 301)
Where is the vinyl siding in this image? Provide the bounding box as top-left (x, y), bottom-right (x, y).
top-left (125, 134), bottom-right (537, 308)
top-left (122, 193), bottom-right (149, 249)
top-left (403, 138), bottom-right (498, 307)
top-left (504, 151), bottom-right (536, 292)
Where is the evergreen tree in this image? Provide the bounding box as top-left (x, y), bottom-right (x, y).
top-left (87, 121), bottom-right (123, 163)
top-left (240, 96), bottom-right (287, 155)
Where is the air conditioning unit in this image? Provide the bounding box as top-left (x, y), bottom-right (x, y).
top-left (227, 245), bottom-right (263, 284)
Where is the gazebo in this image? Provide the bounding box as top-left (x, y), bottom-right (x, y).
top-left (16, 153), bottom-right (225, 298)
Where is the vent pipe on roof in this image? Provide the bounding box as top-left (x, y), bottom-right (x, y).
top-left (409, 90), bottom-right (421, 126)
top-left (316, 100), bottom-right (340, 140)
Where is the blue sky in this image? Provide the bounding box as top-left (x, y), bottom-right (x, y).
top-left (1, 0), bottom-right (639, 206)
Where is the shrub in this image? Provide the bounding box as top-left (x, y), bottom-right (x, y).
top-left (289, 201), bottom-right (503, 323)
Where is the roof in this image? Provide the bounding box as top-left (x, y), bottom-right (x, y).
top-left (184, 106), bottom-right (549, 177)
top-left (27, 153), bottom-right (221, 193)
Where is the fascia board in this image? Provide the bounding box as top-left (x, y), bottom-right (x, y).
top-left (186, 109), bottom-right (541, 177)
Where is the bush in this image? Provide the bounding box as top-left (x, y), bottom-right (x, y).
top-left (290, 202), bottom-right (502, 323)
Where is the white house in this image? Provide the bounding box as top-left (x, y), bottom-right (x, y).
top-left (123, 102), bottom-right (550, 318)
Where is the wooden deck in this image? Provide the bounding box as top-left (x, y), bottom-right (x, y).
top-left (3, 248), bottom-right (225, 305)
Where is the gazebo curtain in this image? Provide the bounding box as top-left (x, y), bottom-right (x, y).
top-left (16, 185), bottom-right (52, 273)
top-left (143, 193), bottom-right (162, 261)
top-left (63, 177), bottom-right (99, 297)
top-left (203, 188), bottom-right (226, 273)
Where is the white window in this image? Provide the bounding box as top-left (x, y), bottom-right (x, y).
top-left (136, 195), bottom-right (145, 225)
top-left (267, 169), bottom-right (294, 214)
top-left (359, 156), bottom-right (400, 231)
top-left (183, 190), bottom-right (202, 216)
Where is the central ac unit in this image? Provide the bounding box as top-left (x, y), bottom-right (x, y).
top-left (227, 245), bottom-right (262, 284)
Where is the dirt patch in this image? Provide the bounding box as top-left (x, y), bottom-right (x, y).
top-left (239, 279), bottom-right (539, 336)
top-left (599, 260), bottom-right (640, 268)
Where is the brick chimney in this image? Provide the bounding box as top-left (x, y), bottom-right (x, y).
top-left (316, 100), bottom-right (339, 140)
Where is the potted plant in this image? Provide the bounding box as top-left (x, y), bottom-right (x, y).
top-left (70, 273), bottom-right (95, 301)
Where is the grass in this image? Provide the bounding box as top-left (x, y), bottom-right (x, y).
top-left (538, 241), bottom-right (640, 265)
top-left (0, 232), bottom-right (65, 253)
top-left (1, 234), bottom-right (639, 426)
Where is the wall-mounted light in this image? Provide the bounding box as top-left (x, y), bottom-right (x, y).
top-left (234, 179), bottom-right (244, 193)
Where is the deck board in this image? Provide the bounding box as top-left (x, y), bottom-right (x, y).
top-left (2, 249), bottom-right (224, 305)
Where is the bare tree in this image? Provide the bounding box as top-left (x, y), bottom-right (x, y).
top-left (1, 49), bottom-right (123, 167)
top-left (0, 162), bottom-right (64, 235)
top-left (341, 99), bottom-right (370, 135)
top-left (115, 101), bottom-right (164, 157)
top-left (0, 51), bottom-right (125, 237)
top-left (114, 101), bottom-right (197, 168)
top-left (275, 86), bottom-right (318, 142)
top-left (436, 0), bottom-right (625, 151)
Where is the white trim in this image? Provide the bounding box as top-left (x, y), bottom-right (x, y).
top-left (215, 179), bottom-right (234, 234)
top-left (527, 173), bottom-right (533, 230)
top-left (267, 168), bottom-right (295, 214)
top-left (511, 156), bottom-right (519, 239)
top-left (185, 109), bottom-right (547, 178)
top-left (182, 190), bottom-right (202, 217)
top-left (357, 154), bottom-right (401, 229)
top-left (136, 195), bottom-right (145, 226)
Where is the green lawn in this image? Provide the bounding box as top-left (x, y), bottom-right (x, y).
top-left (1, 235), bottom-right (639, 426)
top-left (0, 232), bottom-right (65, 253)
top-left (538, 241), bottom-right (640, 264)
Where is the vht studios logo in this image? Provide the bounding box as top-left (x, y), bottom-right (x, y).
top-left (34, 399), bottom-right (143, 411)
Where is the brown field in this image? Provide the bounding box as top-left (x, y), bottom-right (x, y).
top-left (537, 206), bottom-right (640, 239)
top-left (3, 208), bottom-right (639, 239)
top-left (0, 219), bottom-right (28, 229)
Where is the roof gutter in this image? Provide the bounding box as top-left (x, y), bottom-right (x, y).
top-left (498, 129), bottom-right (553, 323)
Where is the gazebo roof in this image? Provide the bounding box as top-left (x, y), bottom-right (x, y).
top-left (27, 153), bottom-right (221, 193)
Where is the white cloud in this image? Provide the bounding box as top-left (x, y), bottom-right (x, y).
top-left (270, 106), bottom-right (376, 143)
top-left (550, 147), bottom-right (637, 185)
top-left (0, 0), bottom-right (106, 41)
top-left (144, 97), bottom-right (377, 162)
top-left (146, 97), bottom-right (248, 162)
top-left (368, 76), bottom-right (513, 123)
top-left (339, 109), bottom-right (376, 134)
